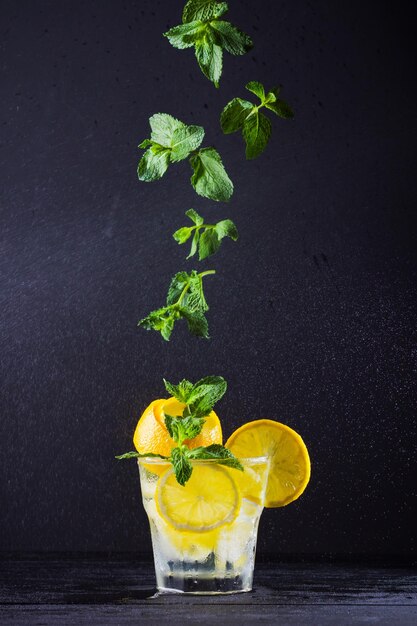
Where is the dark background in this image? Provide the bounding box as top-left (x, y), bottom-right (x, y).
top-left (1, 0), bottom-right (416, 557)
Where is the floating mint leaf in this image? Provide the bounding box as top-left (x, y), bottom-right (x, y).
top-left (245, 80), bottom-right (266, 100)
top-left (220, 98), bottom-right (253, 134)
top-left (210, 20), bottom-right (253, 56)
top-left (170, 125), bottom-right (205, 162)
top-left (138, 270), bottom-right (215, 341)
top-left (137, 145), bottom-right (171, 181)
top-left (190, 147), bottom-right (233, 202)
top-left (165, 3), bottom-right (251, 86)
top-left (220, 81), bottom-right (294, 159)
top-left (194, 37), bottom-right (223, 87)
top-left (182, 0), bottom-right (228, 23)
top-left (173, 210), bottom-right (238, 260)
top-left (242, 110), bottom-right (272, 160)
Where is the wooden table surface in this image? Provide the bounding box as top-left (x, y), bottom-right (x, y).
top-left (1, 555), bottom-right (416, 625)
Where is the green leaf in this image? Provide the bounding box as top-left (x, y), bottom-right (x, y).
top-left (139, 271), bottom-right (214, 341)
top-left (181, 308), bottom-right (209, 337)
top-left (220, 97), bottom-right (253, 134)
top-left (166, 271), bottom-right (190, 306)
top-left (198, 229), bottom-right (220, 260)
top-left (186, 208), bottom-right (204, 225)
top-left (195, 38), bottom-right (223, 87)
top-left (215, 219), bottom-right (238, 241)
top-left (137, 147), bottom-right (170, 182)
top-left (171, 447), bottom-right (193, 485)
top-left (138, 139), bottom-right (153, 149)
top-left (187, 375), bottom-right (227, 415)
top-left (165, 414), bottom-right (206, 444)
top-left (138, 306), bottom-right (176, 341)
top-left (265, 98), bottom-right (294, 119)
top-left (245, 80), bottom-right (265, 101)
top-left (182, 0), bottom-right (228, 23)
top-left (185, 271), bottom-right (209, 312)
top-left (164, 21), bottom-right (204, 49)
top-left (242, 110), bottom-right (272, 159)
top-left (115, 451), bottom-right (168, 460)
top-left (173, 226), bottom-right (193, 244)
top-left (163, 378), bottom-right (194, 403)
top-left (210, 20), bottom-right (253, 56)
top-left (187, 230), bottom-right (200, 258)
top-left (149, 113), bottom-right (185, 148)
top-left (188, 444), bottom-right (243, 471)
top-left (190, 147), bottom-right (233, 202)
top-left (170, 125), bottom-right (205, 162)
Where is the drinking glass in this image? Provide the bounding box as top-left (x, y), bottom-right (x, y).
top-left (137, 457), bottom-right (269, 594)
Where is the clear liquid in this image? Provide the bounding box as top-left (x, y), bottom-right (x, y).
top-left (138, 460), bottom-right (268, 595)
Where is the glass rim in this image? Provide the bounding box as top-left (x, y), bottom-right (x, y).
top-left (137, 455), bottom-right (269, 465)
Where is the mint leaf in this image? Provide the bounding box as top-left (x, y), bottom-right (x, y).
top-left (195, 38), bottom-right (223, 87)
top-left (215, 219), bottom-right (238, 241)
top-left (186, 271), bottom-right (209, 312)
top-left (149, 113), bottom-right (185, 147)
top-left (138, 306), bottom-right (176, 341)
top-left (115, 451), bottom-right (168, 460)
top-left (265, 98), bottom-right (294, 119)
top-left (199, 229), bottom-right (220, 260)
top-left (173, 226), bottom-right (193, 244)
top-left (139, 270), bottom-right (215, 341)
top-left (138, 139), bottom-right (153, 149)
top-left (187, 230), bottom-right (200, 258)
top-left (190, 147), bottom-right (233, 202)
top-left (210, 20), bottom-right (253, 56)
top-left (245, 80), bottom-right (265, 101)
top-left (166, 271), bottom-right (190, 306)
top-left (170, 125), bottom-right (205, 162)
top-left (173, 211), bottom-right (238, 260)
top-left (182, 0), bottom-right (228, 23)
top-left (242, 110), bottom-right (272, 159)
top-left (188, 444), bottom-right (243, 471)
top-left (165, 414), bottom-right (205, 444)
top-left (163, 378), bottom-right (194, 403)
top-left (171, 447), bottom-right (193, 485)
top-left (187, 375), bottom-right (227, 415)
top-left (164, 21), bottom-right (204, 49)
top-left (186, 208), bottom-right (204, 225)
top-left (181, 308), bottom-right (209, 337)
top-left (137, 146), bottom-right (171, 182)
top-left (220, 84), bottom-right (293, 159)
top-left (220, 98), bottom-right (253, 134)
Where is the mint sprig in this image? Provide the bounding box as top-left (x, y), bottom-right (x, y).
top-left (138, 270), bottom-right (215, 341)
top-left (173, 209), bottom-right (238, 261)
top-left (163, 375), bottom-right (227, 416)
top-left (138, 114), bottom-right (233, 202)
top-left (164, 1), bottom-right (253, 88)
top-left (220, 81), bottom-right (294, 159)
top-left (116, 376), bottom-right (242, 486)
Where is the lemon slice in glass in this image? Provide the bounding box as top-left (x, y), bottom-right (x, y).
top-left (155, 463), bottom-right (241, 532)
top-left (226, 419), bottom-right (311, 507)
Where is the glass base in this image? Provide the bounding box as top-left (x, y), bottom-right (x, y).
top-left (157, 573), bottom-right (252, 594)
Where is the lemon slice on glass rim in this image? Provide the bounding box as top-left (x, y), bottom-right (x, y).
top-left (155, 463), bottom-right (241, 532)
top-left (226, 419), bottom-right (311, 507)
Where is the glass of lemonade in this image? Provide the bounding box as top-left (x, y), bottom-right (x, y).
top-left (138, 456), bottom-right (269, 594)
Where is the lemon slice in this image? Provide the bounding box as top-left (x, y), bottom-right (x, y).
top-left (155, 464), bottom-right (241, 532)
top-left (226, 419), bottom-right (311, 508)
